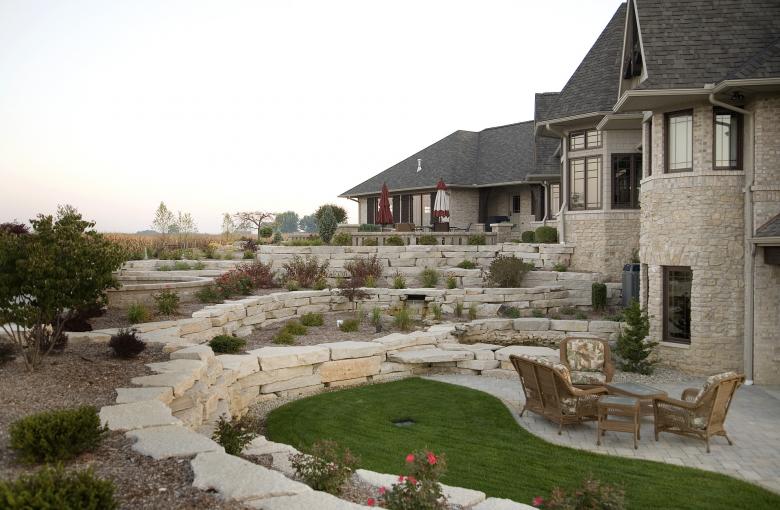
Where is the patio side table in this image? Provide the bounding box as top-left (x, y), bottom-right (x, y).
top-left (606, 382), bottom-right (667, 416)
top-left (597, 395), bottom-right (641, 449)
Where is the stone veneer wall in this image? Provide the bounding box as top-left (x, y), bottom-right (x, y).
top-left (563, 211), bottom-right (640, 281)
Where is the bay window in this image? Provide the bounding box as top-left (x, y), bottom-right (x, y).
top-left (665, 110), bottom-right (693, 172)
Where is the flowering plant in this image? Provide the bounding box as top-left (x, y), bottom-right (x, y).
top-left (290, 439), bottom-right (359, 495)
top-left (532, 477), bottom-right (625, 510)
top-left (369, 449), bottom-right (447, 510)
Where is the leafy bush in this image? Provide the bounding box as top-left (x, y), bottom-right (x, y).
top-left (575, 311), bottom-right (588, 320)
top-left (272, 330), bottom-right (294, 345)
top-left (446, 276), bottom-right (457, 289)
top-left (127, 303), bottom-right (150, 324)
top-left (521, 230), bottom-right (536, 243)
top-left (9, 406), bottom-right (107, 463)
top-left (243, 250), bottom-right (255, 259)
top-left (212, 415), bottom-right (257, 455)
top-left (109, 328), bottom-right (145, 358)
top-left (418, 234), bottom-right (438, 245)
top-left (358, 224), bottom-right (381, 232)
top-left (500, 306), bottom-right (522, 319)
top-left (283, 320), bottom-right (308, 336)
top-left (318, 207), bottom-right (338, 244)
top-left (300, 313), bottom-right (324, 327)
top-left (195, 285), bottom-right (223, 304)
top-left (314, 204), bottom-right (348, 225)
top-left (364, 275), bottom-right (377, 288)
top-left (272, 231), bottom-right (283, 244)
top-left (532, 309), bottom-right (545, 318)
top-left (0, 465), bottom-right (117, 510)
top-left (283, 256), bottom-right (329, 289)
top-left (454, 302), bottom-right (463, 318)
top-left (384, 235), bottom-right (405, 246)
top-left (339, 319), bottom-right (359, 332)
top-left (468, 304), bottom-right (478, 320)
top-left (373, 450), bottom-right (447, 510)
top-left (616, 299), bottom-right (656, 375)
top-left (420, 268), bottom-right (439, 288)
top-left (592, 283), bottom-right (608, 311)
top-left (216, 261), bottom-right (275, 297)
top-left (429, 303), bottom-right (442, 321)
top-left (467, 233), bottom-right (486, 245)
top-left (485, 255), bottom-right (533, 287)
top-left (291, 439), bottom-right (359, 495)
top-left (553, 263), bottom-right (568, 272)
top-left (371, 307), bottom-right (382, 332)
top-left (313, 277), bottom-right (328, 290)
top-left (286, 279), bottom-right (300, 291)
top-left (535, 225), bottom-right (558, 244)
top-left (560, 306), bottom-right (576, 316)
top-left (456, 260), bottom-right (477, 269)
top-left (174, 261), bottom-right (191, 270)
top-left (344, 255), bottom-right (383, 285)
top-left (153, 289), bottom-right (179, 315)
top-left (209, 335), bottom-right (246, 354)
top-left (362, 237), bottom-right (378, 246)
top-left (605, 311), bottom-right (624, 322)
top-left (157, 264), bottom-right (173, 271)
top-left (241, 237), bottom-right (259, 252)
top-left (392, 273), bottom-right (407, 289)
top-left (393, 307), bottom-right (412, 331)
top-left (259, 226), bottom-right (274, 238)
top-left (331, 232), bottom-right (353, 246)
top-left (533, 476), bottom-right (625, 510)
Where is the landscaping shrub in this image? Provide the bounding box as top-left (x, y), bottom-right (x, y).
top-left (241, 237), bottom-right (259, 252)
top-left (371, 307), bottom-right (382, 332)
top-left (575, 311), bottom-right (588, 320)
top-left (521, 230), bottom-right (536, 243)
top-left (418, 234), bottom-right (438, 245)
top-left (273, 330), bottom-right (295, 345)
top-left (192, 261), bottom-right (206, 270)
top-left (313, 277), bottom-right (328, 290)
top-left (331, 232), bottom-right (353, 246)
top-left (272, 231), bottom-right (283, 244)
top-left (394, 307), bottom-right (412, 331)
top-left (216, 261), bottom-right (275, 297)
top-left (592, 282), bottom-right (608, 311)
top-left (109, 328), bottom-right (145, 358)
top-left (467, 233), bottom-right (486, 245)
top-left (485, 255), bottom-right (533, 288)
top-left (364, 275), bottom-right (377, 288)
top-left (174, 261), bottom-right (191, 270)
top-left (300, 312), bottom-right (324, 327)
top-left (209, 335), bottom-right (246, 354)
top-left (560, 306), bottom-right (576, 316)
top-left (195, 285), bottom-right (222, 304)
top-left (553, 263), bottom-right (568, 272)
top-left (259, 226), bottom-right (274, 238)
top-left (339, 319), bottom-right (359, 332)
top-left (373, 450), bottom-right (447, 510)
top-left (153, 289), bottom-right (179, 315)
top-left (284, 238), bottom-right (324, 247)
top-left (392, 273), bottom-right (407, 289)
top-left (532, 309), bottom-right (545, 318)
top-left (500, 305), bottom-right (522, 319)
top-left (0, 465), bottom-right (117, 510)
top-left (127, 303), bottom-right (149, 324)
top-left (420, 267), bottom-right (439, 288)
top-left (345, 255), bottom-right (383, 284)
top-left (605, 311), bottom-right (624, 322)
top-left (468, 304), bottom-right (478, 320)
top-left (157, 264), bottom-right (173, 271)
top-left (384, 235), bottom-right (405, 246)
top-left (283, 320), bottom-right (308, 336)
top-left (362, 237), bottom-right (378, 246)
top-left (456, 260), bottom-right (477, 269)
top-left (286, 279), bottom-right (300, 291)
top-left (454, 302), bottom-right (463, 318)
top-left (318, 207), bottom-right (338, 244)
top-left (446, 276), bottom-right (457, 289)
top-left (212, 415), bottom-right (257, 456)
top-left (430, 303), bottom-right (443, 321)
top-left (158, 248), bottom-right (183, 260)
top-left (283, 256), bottom-right (329, 289)
top-left (9, 406), bottom-right (107, 463)
top-left (616, 299), bottom-right (656, 375)
top-left (358, 224), bottom-right (381, 232)
top-left (535, 225), bottom-right (558, 244)
top-left (243, 250), bottom-right (255, 259)
top-left (291, 439), bottom-right (359, 495)
top-left (533, 476), bottom-right (625, 510)
top-left (314, 204), bottom-right (348, 225)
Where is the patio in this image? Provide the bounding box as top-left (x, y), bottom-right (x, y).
top-left (427, 374), bottom-right (780, 495)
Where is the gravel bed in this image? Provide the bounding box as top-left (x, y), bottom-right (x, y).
top-left (88, 302), bottom-right (206, 331)
top-left (612, 365), bottom-right (702, 385)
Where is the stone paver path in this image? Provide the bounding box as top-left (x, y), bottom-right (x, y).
top-left (426, 375), bottom-right (780, 494)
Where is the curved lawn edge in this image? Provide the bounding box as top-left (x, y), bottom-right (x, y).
top-left (266, 377), bottom-right (780, 510)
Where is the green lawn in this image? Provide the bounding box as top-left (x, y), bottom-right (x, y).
top-left (266, 377), bottom-right (780, 510)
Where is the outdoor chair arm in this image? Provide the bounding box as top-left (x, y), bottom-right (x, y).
top-left (654, 394), bottom-right (698, 410)
top-left (572, 386), bottom-right (608, 397)
top-left (681, 388), bottom-right (699, 401)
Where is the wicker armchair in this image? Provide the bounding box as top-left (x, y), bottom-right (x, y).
top-left (510, 354), bottom-right (607, 434)
top-left (653, 371), bottom-right (744, 453)
top-left (559, 337), bottom-right (614, 388)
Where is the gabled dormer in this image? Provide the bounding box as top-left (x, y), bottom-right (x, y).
top-left (619, 0), bottom-right (647, 96)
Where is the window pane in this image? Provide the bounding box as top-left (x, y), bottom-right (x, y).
top-left (665, 268), bottom-right (692, 343)
top-left (570, 159), bottom-right (585, 209)
top-left (586, 157), bottom-right (600, 209)
top-left (512, 195), bottom-right (521, 213)
top-left (715, 113), bottom-right (739, 168)
top-left (367, 198), bottom-right (376, 225)
top-left (550, 184), bottom-right (560, 217)
top-left (570, 132), bottom-right (585, 151)
top-left (647, 120), bottom-right (653, 176)
top-left (668, 114), bottom-right (692, 170)
top-left (586, 130), bottom-right (601, 148)
top-left (613, 156), bottom-right (631, 208)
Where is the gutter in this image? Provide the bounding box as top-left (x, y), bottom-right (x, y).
top-left (708, 93), bottom-right (755, 385)
top-left (544, 122), bottom-right (568, 244)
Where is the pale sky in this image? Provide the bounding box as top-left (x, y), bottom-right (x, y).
top-left (0, 0), bottom-right (623, 233)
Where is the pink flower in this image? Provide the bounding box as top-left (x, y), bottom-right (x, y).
top-left (398, 475), bottom-right (405, 482)
top-left (408, 476), bottom-right (417, 485)
top-left (367, 497), bottom-right (376, 506)
top-left (405, 453), bottom-right (415, 463)
top-left (532, 496), bottom-right (545, 507)
top-left (426, 452), bottom-right (437, 465)
top-left (379, 486), bottom-right (386, 495)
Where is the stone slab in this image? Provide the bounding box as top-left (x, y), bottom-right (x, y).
top-left (99, 400), bottom-right (181, 431)
top-left (549, 319), bottom-right (588, 332)
top-left (131, 372), bottom-right (197, 397)
top-left (355, 469), bottom-right (485, 507)
top-left (169, 344), bottom-right (216, 362)
top-left (473, 498), bottom-right (536, 510)
top-left (457, 360), bottom-right (501, 371)
top-left (250, 346), bottom-right (330, 370)
top-left (388, 348), bottom-right (474, 364)
top-left (216, 354), bottom-right (260, 378)
top-left (320, 341), bottom-right (385, 360)
top-left (146, 359), bottom-right (207, 377)
top-left (127, 425), bottom-right (223, 460)
top-left (318, 356), bottom-right (382, 383)
top-left (250, 491), bottom-right (373, 510)
top-left (261, 374), bottom-right (322, 394)
top-left (243, 436), bottom-right (298, 456)
top-left (512, 318), bottom-right (551, 331)
top-left (494, 346), bottom-right (559, 362)
top-left (115, 387), bottom-right (174, 405)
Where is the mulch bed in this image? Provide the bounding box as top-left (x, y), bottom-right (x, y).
top-left (88, 302), bottom-right (206, 331)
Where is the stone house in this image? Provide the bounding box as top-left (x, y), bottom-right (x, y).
top-left (339, 121), bottom-right (560, 234)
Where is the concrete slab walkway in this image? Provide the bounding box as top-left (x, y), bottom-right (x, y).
top-left (425, 375), bottom-right (780, 494)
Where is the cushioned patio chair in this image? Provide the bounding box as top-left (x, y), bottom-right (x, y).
top-left (559, 337), bottom-right (614, 388)
top-left (509, 353), bottom-right (607, 434)
top-left (653, 371), bottom-right (744, 453)
top-left (394, 223), bottom-right (414, 232)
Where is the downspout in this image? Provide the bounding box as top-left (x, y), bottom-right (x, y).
top-left (541, 181), bottom-right (549, 224)
top-left (708, 93), bottom-right (754, 385)
top-left (545, 123), bottom-right (568, 244)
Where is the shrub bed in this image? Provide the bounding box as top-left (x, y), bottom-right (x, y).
top-left (9, 406), bottom-right (107, 463)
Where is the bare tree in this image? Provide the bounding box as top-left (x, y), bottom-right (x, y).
top-left (221, 213), bottom-right (236, 242)
top-left (234, 211), bottom-right (275, 241)
top-left (152, 202), bottom-right (174, 242)
top-left (175, 211), bottom-right (197, 248)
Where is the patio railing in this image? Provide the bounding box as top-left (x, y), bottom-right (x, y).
top-left (347, 231), bottom-right (499, 246)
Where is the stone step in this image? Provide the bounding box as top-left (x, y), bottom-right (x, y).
top-left (494, 345), bottom-right (559, 362)
top-left (127, 424), bottom-right (223, 460)
top-left (473, 497), bottom-right (537, 510)
top-left (249, 491), bottom-right (373, 509)
top-left (99, 400), bottom-right (181, 431)
top-left (388, 348), bottom-right (475, 364)
top-left (115, 387), bottom-right (174, 405)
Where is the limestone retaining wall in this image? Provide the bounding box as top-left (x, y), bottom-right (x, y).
top-left (107, 274), bottom-right (215, 307)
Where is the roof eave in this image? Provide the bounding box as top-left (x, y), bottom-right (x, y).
top-left (752, 236), bottom-right (780, 246)
top-left (596, 112), bottom-right (644, 131)
top-left (542, 111), bottom-right (612, 129)
top-left (614, 88), bottom-right (716, 112)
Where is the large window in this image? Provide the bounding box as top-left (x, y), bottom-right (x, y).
top-left (663, 266), bottom-right (692, 344)
top-left (665, 110), bottom-right (693, 172)
top-left (612, 154), bottom-right (642, 209)
top-left (366, 197), bottom-right (377, 225)
top-left (569, 129), bottom-right (602, 151)
top-left (549, 183), bottom-right (561, 217)
top-left (569, 157), bottom-right (601, 210)
top-left (393, 194), bottom-right (413, 223)
top-left (713, 108), bottom-right (742, 170)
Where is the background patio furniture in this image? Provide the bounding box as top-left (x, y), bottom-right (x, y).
top-left (395, 223), bottom-right (414, 232)
top-left (510, 353), bottom-right (607, 434)
top-left (607, 381), bottom-right (667, 416)
top-left (597, 395), bottom-right (641, 449)
top-left (559, 337), bottom-right (615, 388)
top-left (653, 371), bottom-right (744, 453)
top-left (433, 222), bottom-right (450, 232)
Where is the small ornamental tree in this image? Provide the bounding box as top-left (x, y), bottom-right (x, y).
top-left (318, 207), bottom-right (338, 244)
top-left (234, 211), bottom-right (276, 241)
top-left (615, 299), bottom-right (656, 375)
top-left (314, 204), bottom-right (348, 225)
top-left (0, 209), bottom-right (125, 371)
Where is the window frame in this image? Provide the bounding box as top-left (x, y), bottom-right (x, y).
top-left (549, 183), bottom-right (561, 217)
top-left (663, 266), bottom-right (692, 345)
top-left (611, 153), bottom-right (642, 209)
top-left (665, 109), bottom-right (694, 173)
top-left (646, 118), bottom-right (653, 177)
top-left (511, 195), bottom-right (521, 214)
top-left (568, 129), bottom-right (602, 152)
top-left (568, 155), bottom-right (602, 211)
top-left (366, 197), bottom-right (378, 225)
top-left (712, 108), bottom-right (743, 170)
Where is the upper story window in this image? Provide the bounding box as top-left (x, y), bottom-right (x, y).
top-left (713, 108), bottom-right (742, 170)
top-left (569, 130), bottom-right (602, 151)
top-left (569, 156), bottom-right (601, 210)
top-left (665, 110), bottom-right (693, 172)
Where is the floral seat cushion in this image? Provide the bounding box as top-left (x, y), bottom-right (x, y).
top-left (517, 353), bottom-right (572, 386)
top-left (694, 371), bottom-right (739, 402)
top-left (565, 339), bottom-right (606, 373)
top-left (570, 370), bottom-right (607, 386)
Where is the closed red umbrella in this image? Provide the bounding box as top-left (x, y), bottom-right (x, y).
top-left (377, 182), bottom-right (394, 225)
top-left (433, 178), bottom-right (450, 219)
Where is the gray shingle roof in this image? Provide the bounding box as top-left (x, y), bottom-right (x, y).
top-left (757, 213), bottom-right (780, 238)
top-left (340, 121), bottom-right (556, 197)
top-left (537, 3), bottom-right (626, 122)
top-left (534, 92), bottom-right (560, 122)
top-left (635, 0), bottom-right (780, 89)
